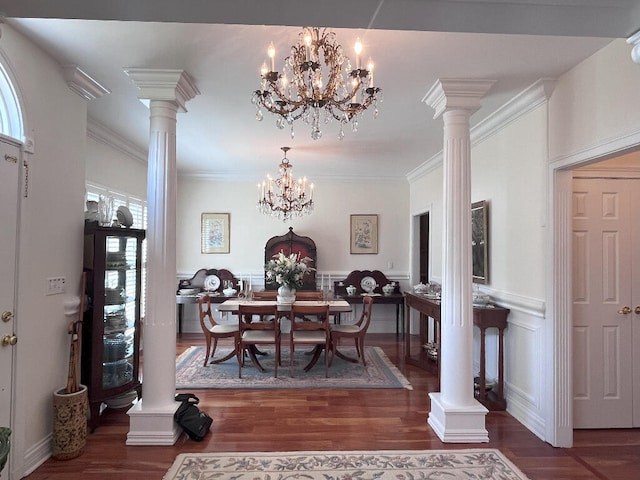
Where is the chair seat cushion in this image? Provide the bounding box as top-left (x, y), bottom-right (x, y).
top-left (330, 325), bottom-right (361, 334)
top-left (211, 324), bottom-right (238, 334)
top-left (292, 331), bottom-right (326, 342)
top-left (242, 330), bottom-right (276, 342)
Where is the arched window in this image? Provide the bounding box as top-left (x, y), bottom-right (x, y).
top-left (0, 54), bottom-right (24, 141)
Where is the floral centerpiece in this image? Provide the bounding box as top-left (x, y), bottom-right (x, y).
top-left (265, 251), bottom-right (315, 303)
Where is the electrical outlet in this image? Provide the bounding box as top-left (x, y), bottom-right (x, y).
top-left (47, 277), bottom-right (66, 295)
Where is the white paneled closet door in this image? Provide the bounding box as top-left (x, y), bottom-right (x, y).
top-left (572, 177), bottom-right (640, 428)
top-left (0, 138), bottom-right (20, 479)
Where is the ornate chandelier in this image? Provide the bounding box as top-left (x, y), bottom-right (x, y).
top-left (257, 147), bottom-right (314, 221)
top-left (251, 27), bottom-right (382, 140)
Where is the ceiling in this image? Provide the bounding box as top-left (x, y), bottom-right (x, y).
top-left (3, 1), bottom-right (639, 181)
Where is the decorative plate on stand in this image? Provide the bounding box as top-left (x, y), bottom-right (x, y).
top-left (204, 275), bottom-right (220, 292)
top-left (360, 276), bottom-right (377, 293)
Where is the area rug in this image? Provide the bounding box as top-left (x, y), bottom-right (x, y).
top-left (164, 450), bottom-right (530, 480)
top-left (175, 346), bottom-right (412, 390)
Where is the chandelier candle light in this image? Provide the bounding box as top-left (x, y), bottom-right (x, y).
top-left (251, 26), bottom-right (382, 140)
top-left (257, 147), bottom-right (314, 221)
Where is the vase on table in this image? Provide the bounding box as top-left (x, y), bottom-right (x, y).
top-left (277, 284), bottom-right (296, 304)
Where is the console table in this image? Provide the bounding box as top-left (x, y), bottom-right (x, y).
top-left (334, 270), bottom-right (404, 334)
top-left (404, 292), bottom-right (509, 410)
top-left (176, 268), bottom-right (239, 333)
top-left (176, 293), bottom-right (235, 333)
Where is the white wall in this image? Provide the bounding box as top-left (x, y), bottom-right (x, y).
top-left (2, 24), bottom-right (88, 477)
top-left (470, 105), bottom-right (549, 439)
top-left (85, 132), bottom-right (147, 199)
top-left (177, 176), bottom-right (410, 333)
top-left (549, 39), bottom-right (640, 162)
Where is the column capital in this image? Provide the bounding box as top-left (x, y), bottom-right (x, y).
top-left (124, 68), bottom-right (200, 112)
top-left (627, 30), bottom-right (640, 65)
top-left (423, 79), bottom-right (496, 119)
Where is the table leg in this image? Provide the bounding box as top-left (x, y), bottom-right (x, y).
top-left (246, 347), bottom-right (266, 372)
top-left (303, 345), bottom-right (324, 372)
top-left (177, 304), bottom-right (184, 334)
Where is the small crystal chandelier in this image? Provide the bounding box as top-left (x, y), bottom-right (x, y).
top-left (257, 147), bottom-right (314, 221)
top-left (251, 27), bottom-right (382, 140)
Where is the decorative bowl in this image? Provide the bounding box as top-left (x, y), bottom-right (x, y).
top-left (413, 283), bottom-right (429, 294)
top-left (223, 287), bottom-right (237, 296)
top-left (178, 288), bottom-right (199, 295)
top-left (472, 292), bottom-right (491, 306)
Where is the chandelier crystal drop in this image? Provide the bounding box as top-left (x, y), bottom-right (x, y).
top-left (257, 147), bottom-right (314, 221)
top-left (251, 27), bottom-right (382, 140)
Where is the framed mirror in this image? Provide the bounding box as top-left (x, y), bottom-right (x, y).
top-left (471, 200), bottom-right (489, 284)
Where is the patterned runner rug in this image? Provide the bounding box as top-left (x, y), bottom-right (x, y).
top-left (175, 346), bottom-right (412, 389)
top-left (164, 450), bottom-right (530, 480)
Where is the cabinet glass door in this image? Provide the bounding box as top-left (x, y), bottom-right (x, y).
top-left (102, 235), bottom-right (138, 389)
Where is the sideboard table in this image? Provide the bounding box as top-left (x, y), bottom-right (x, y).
top-left (404, 292), bottom-right (509, 411)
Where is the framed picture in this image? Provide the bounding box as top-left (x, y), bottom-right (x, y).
top-left (350, 214), bottom-right (378, 254)
top-left (471, 201), bottom-right (489, 284)
top-left (201, 213), bottom-right (230, 254)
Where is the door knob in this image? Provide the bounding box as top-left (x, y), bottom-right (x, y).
top-left (1, 311), bottom-right (12, 322)
top-left (617, 306), bottom-right (632, 315)
top-left (635, 306), bottom-right (640, 315)
top-left (1, 334), bottom-right (17, 346)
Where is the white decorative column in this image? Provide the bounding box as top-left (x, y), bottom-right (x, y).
top-left (423, 79), bottom-right (495, 443)
top-left (124, 69), bottom-right (199, 445)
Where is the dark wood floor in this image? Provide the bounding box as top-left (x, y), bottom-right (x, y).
top-left (25, 333), bottom-right (640, 479)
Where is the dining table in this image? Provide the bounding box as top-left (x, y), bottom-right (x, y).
top-left (217, 298), bottom-right (353, 373)
top-left (217, 298), bottom-right (352, 315)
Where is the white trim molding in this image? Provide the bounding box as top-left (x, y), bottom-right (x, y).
top-left (87, 118), bottom-right (148, 164)
top-left (408, 78), bottom-right (556, 183)
top-left (62, 64), bottom-right (111, 100)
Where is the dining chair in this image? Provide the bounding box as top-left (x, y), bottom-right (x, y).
top-left (289, 303), bottom-right (331, 377)
top-left (197, 294), bottom-right (239, 366)
top-left (294, 291), bottom-right (324, 300)
top-left (329, 295), bottom-right (373, 366)
top-left (237, 303), bottom-right (281, 378)
top-left (251, 290), bottom-right (277, 300)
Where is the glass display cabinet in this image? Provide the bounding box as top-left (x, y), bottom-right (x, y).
top-left (82, 224), bottom-right (145, 431)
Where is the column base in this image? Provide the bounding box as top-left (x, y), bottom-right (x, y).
top-left (126, 399), bottom-right (182, 445)
top-left (428, 392), bottom-right (489, 443)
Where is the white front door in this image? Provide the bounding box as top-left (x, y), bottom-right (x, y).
top-left (572, 177), bottom-right (640, 428)
top-left (0, 138), bottom-right (20, 477)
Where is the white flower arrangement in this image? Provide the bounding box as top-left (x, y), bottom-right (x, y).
top-left (265, 251), bottom-right (315, 288)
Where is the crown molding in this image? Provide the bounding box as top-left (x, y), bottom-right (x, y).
top-left (406, 151), bottom-right (443, 183)
top-left (62, 64), bottom-right (110, 100)
top-left (179, 171), bottom-right (407, 183)
top-left (87, 118), bottom-right (147, 164)
top-left (408, 78), bottom-right (556, 183)
top-left (471, 78), bottom-right (556, 145)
